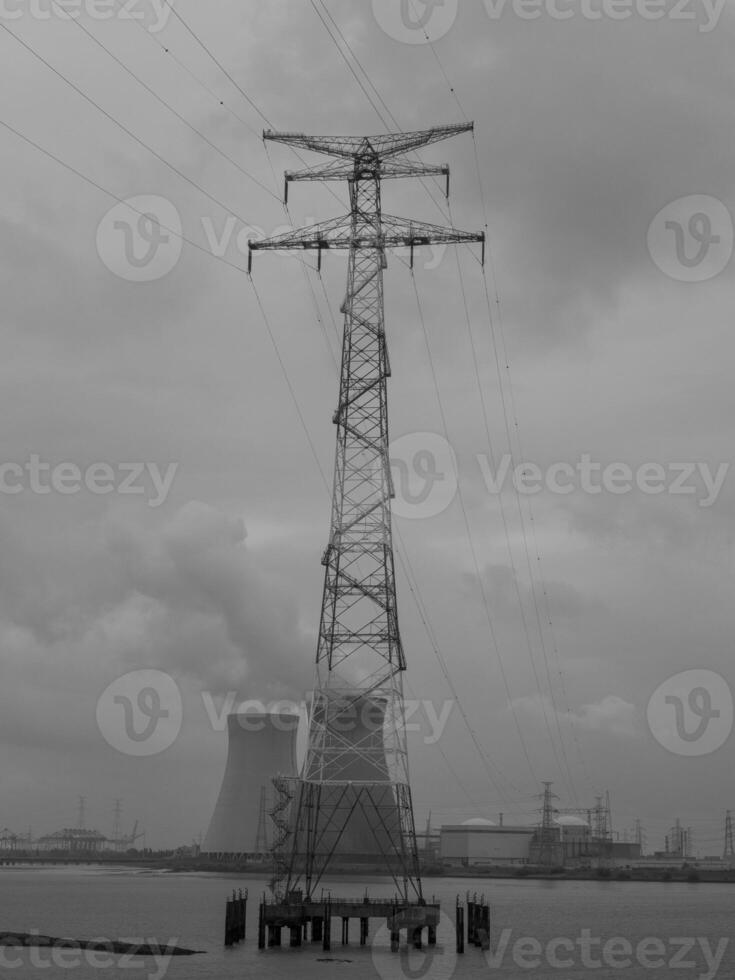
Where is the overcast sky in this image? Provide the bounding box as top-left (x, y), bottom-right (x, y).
top-left (1, 0), bottom-right (734, 853)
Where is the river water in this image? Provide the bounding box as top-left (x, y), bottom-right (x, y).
top-left (1, 866), bottom-right (734, 979)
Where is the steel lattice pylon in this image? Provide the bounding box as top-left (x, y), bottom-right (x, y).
top-left (250, 124), bottom-right (484, 903)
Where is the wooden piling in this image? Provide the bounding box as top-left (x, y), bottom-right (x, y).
top-left (455, 901), bottom-right (464, 954)
top-left (224, 898), bottom-right (232, 948)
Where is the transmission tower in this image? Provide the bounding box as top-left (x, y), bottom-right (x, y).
top-left (112, 799), bottom-right (122, 851)
top-left (535, 781), bottom-right (560, 866)
top-left (724, 810), bottom-right (734, 861)
top-left (254, 785), bottom-right (269, 854)
top-left (634, 817), bottom-right (646, 853)
top-left (250, 123), bottom-right (484, 902)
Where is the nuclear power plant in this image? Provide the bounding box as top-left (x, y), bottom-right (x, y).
top-left (203, 698), bottom-right (402, 864)
top-left (290, 694), bottom-right (402, 865)
top-left (203, 712), bottom-right (298, 856)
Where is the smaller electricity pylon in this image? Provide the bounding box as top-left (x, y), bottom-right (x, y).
top-left (724, 810), bottom-right (734, 861)
top-left (250, 123), bottom-right (484, 902)
top-left (535, 781), bottom-right (560, 866)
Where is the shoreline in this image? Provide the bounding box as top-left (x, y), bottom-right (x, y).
top-left (3, 856), bottom-right (734, 884)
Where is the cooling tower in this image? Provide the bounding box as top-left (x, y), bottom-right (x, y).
top-left (203, 711), bottom-right (298, 854)
top-left (299, 693), bottom-right (402, 859)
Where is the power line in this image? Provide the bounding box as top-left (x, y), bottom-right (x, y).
top-left (0, 22), bottom-right (260, 231)
top-left (0, 114), bottom-right (247, 275)
top-left (54, 0), bottom-right (280, 201)
top-left (110, 0), bottom-right (267, 140)
top-left (403, 15), bottom-right (586, 795)
top-left (410, 268), bottom-right (539, 787)
top-left (396, 531), bottom-right (526, 803)
top-left (308, 1), bottom-right (452, 224)
top-left (446, 226), bottom-right (574, 802)
top-left (315, 1), bottom-right (397, 126)
top-left (121, 2), bottom-right (349, 216)
top-left (160, 0), bottom-right (273, 127)
top-left (309, 0), bottom-right (391, 129)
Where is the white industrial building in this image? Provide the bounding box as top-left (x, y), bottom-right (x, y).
top-left (440, 818), bottom-right (535, 866)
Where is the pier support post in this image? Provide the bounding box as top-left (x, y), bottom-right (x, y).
top-left (322, 904), bottom-right (331, 951)
top-left (360, 918), bottom-right (369, 946)
top-left (312, 916), bottom-right (323, 943)
top-left (341, 917), bottom-right (349, 945)
top-left (390, 927), bottom-right (400, 952)
top-left (412, 926), bottom-right (423, 949)
top-left (428, 925), bottom-right (436, 946)
top-left (258, 902), bottom-right (265, 950)
top-left (241, 891), bottom-right (247, 941)
top-left (455, 903), bottom-right (464, 954)
top-left (224, 899), bottom-right (232, 947)
top-left (289, 925), bottom-right (301, 947)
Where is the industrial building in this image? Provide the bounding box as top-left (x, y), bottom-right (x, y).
top-left (440, 819), bottom-right (535, 866)
top-left (203, 711), bottom-right (298, 856)
top-left (36, 828), bottom-right (108, 853)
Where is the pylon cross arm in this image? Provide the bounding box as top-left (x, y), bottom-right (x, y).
top-left (263, 122), bottom-right (472, 160)
top-left (248, 214), bottom-right (485, 269)
top-left (284, 161), bottom-right (451, 197)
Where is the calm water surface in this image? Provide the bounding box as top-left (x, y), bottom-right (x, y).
top-left (1, 866), bottom-right (734, 979)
